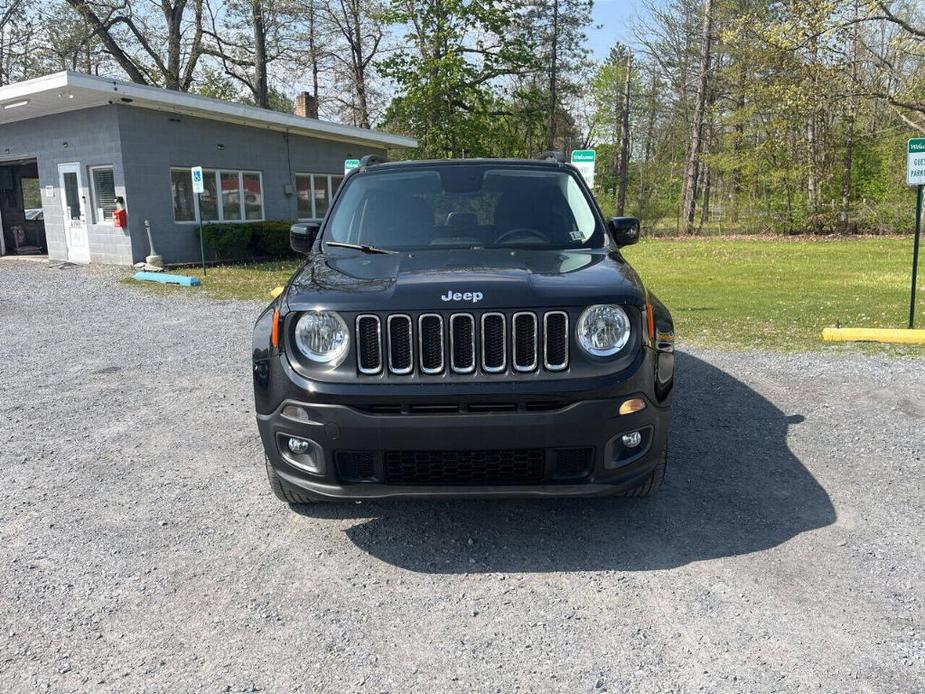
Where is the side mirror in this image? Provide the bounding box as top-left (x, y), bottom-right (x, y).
top-left (290, 222), bottom-right (320, 255)
top-left (609, 216), bottom-right (640, 247)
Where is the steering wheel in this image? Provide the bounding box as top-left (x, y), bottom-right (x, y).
top-left (493, 228), bottom-right (549, 246)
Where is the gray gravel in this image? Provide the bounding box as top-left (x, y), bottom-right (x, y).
top-left (1, 257), bottom-right (923, 693)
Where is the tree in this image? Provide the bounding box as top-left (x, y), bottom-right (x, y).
top-left (522, 0), bottom-right (592, 151)
top-left (379, 0), bottom-right (536, 157)
top-left (62, 0), bottom-right (205, 90)
top-left (204, 0), bottom-right (296, 109)
top-left (616, 51), bottom-right (632, 215)
top-left (321, 0), bottom-right (385, 127)
top-left (680, 0), bottom-right (714, 234)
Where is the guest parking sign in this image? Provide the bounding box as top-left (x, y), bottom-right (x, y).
top-left (907, 138), bottom-right (925, 186)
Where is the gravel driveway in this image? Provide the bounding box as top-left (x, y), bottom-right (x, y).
top-left (1, 258), bottom-right (923, 692)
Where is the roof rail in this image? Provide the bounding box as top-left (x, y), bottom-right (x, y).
top-left (536, 150), bottom-right (565, 163)
top-left (360, 154), bottom-right (388, 168)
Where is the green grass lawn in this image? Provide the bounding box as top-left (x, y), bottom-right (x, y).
top-left (126, 237), bottom-right (923, 352)
top-left (624, 237), bottom-right (921, 351)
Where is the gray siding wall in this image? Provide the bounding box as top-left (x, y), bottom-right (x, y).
top-left (117, 106), bottom-right (386, 264)
top-left (0, 106), bottom-right (130, 263)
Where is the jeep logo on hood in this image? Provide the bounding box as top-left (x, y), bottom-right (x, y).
top-left (441, 290), bottom-right (483, 303)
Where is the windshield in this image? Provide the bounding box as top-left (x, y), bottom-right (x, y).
top-left (323, 164), bottom-right (604, 251)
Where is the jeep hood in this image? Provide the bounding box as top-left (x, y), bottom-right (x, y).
top-left (285, 248), bottom-right (646, 311)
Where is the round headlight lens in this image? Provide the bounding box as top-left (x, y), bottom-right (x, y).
top-left (294, 311), bottom-right (349, 364)
top-left (577, 304), bottom-right (631, 357)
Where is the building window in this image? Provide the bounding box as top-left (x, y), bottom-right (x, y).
top-left (296, 173), bottom-right (343, 219)
top-left (198, 169), bottom-right (219, 222)
top-left (89, 166), bottom-right (117, 223)
top-left (243, 173), bottom-right (263, 220)
top-left (171, 169), bottom-right (196, 222)
top-left (170, 168), bottom-right (264, 223)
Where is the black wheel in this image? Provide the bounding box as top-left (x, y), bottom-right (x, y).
top-left (622, 446), bottom-right (667, 497)
top-left (265, 456), bottom-right (315, 505)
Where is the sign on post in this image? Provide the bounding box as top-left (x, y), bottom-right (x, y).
top-left (570, 150), bottom-right (596, 189)
top-left (907, 139), bottom-right (925, 327)
top-left (191, 166), bottom-right (206, 275)
top-left (191, 166), bottom-right (205, 195)
top-left (344, 159), bottom-right (360, 176)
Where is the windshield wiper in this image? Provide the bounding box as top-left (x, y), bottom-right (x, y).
top-left (324, 241), bottom-right (398, 255)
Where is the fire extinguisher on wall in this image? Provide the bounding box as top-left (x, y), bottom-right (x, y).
top-left (113, 196), bottom-right (127, 230)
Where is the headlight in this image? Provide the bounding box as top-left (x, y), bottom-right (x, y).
top-left (294, 311), bottom-right (349, 365)
top-left (577, 304), bottom-right (631, 357)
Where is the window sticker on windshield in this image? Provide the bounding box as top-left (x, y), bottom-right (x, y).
top-left (569, 231), bottom-right (584, 241)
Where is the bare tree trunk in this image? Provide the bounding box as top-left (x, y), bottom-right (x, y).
top-left (308, 0), bottom-right (320, 103)
top-left (251, 0), bottom-right (269, 108)
top-left (163, 0), bottom-right (184, 90)
top-left (637, 67), bottom-right (657, 214)
top-left (806, 35), bottom-right (820, 219)
top-left (616, 52), bottom-right (632, 216)
top-left (841, 0), bottom-right (860, 231)
top-left (546, 0), bottom-right (559, 150)
top-left (681, 0), bottom-right (713, 235)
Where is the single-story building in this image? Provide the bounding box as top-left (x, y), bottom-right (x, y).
top-left (0, 71), bottom-right (416, 265)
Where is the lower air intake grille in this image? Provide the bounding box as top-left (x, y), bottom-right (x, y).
top-left (384, 449), bottom-right (545, 485)
top-left (552, 447), bottom-right (593, 480)
top-left (336, 451), bottom-right (380, 483)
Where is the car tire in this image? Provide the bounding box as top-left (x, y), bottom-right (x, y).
top-left (622, 445), bottom-right (667, 497)
top-left (265, 456), bottom-right (315, 505)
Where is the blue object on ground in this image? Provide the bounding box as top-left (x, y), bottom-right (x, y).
top-left (133, 272), bottom-right (201, 287)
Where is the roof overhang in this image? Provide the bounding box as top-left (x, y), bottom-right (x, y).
top-left (0, 71), bottom-right (417, 150)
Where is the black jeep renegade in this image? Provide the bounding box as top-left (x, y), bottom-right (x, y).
top-left (252, 156), bottom-right (674, 504)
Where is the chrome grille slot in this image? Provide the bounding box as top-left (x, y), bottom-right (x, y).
top-left (387, 315), bottom-right (413, 374)
top-left (481, 313), bottom-right (506, 372)
top-left (450, 313), bottom-right (476, 373)
top-left (512, 312), bottom-right (538, 372)
top-left (543, 311), bottom-right (569, 371)
top-left (418, 314), bottom-right (444, 374)
top-left (356, 315), bottom-right (382, 374)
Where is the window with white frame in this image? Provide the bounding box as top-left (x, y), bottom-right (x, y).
top-left (170, 168), bottom-right (264, 223)
top-left (90, 166), bottom-right (117, 222)
top-left (296, 173), bottom-right (343, 220)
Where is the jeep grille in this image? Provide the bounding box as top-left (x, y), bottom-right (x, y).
top-left (355, 310), bottom-right (570, 376)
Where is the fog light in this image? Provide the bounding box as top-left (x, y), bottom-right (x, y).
top-left (287, 437), bottom-right (311, 454)
top-left (621, 431), bottom-right (642, 448)
top-left (619, 398), bottom-right (647, 415)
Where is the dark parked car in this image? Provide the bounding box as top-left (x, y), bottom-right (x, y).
top-left (252, 156), bottom-right (674, 504)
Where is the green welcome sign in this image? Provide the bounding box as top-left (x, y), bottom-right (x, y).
top-left (570, 149), bottom-right (596, 188)
top-left (907, 138), bottom-right (925, 186)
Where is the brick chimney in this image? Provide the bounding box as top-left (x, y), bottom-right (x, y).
top-left (294, 92), bottom-right (318, 119)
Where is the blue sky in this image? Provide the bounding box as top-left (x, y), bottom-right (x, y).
top-left (587, 0), bottom-right (648, 59)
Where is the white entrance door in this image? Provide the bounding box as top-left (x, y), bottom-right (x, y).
top-left (58, 162), bottom-right (90, 264)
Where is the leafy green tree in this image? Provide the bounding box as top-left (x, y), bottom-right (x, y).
top-left (378, 0), bottom-right (536, 158)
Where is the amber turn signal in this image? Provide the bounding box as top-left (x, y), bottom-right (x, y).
top-left (271, 308), bottom-right (280, 349)
top-left (619, 398), bottom-right (647, 415)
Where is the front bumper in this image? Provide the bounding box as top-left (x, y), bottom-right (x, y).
top-left (255, 347), bottom-right (672, 500)
top-left (259, 395), bottom-right (669, 500)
